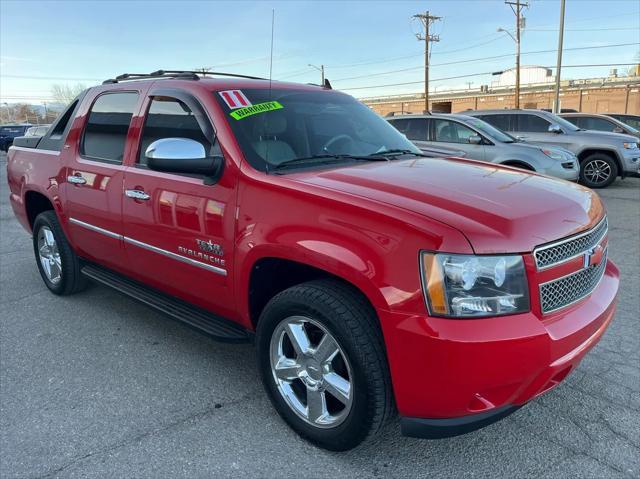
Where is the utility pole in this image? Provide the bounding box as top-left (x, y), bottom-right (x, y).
top-left (414, 11), bottom-right (441, 113)
top-left (505, 0), bottom-right (528, 108)
top-left (308, 64), bottom-right (325, 85)
top-left (553, 0), bottom-right (566, 113)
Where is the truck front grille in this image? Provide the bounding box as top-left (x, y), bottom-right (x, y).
top-left (539, 248), bottom-right (608, 313)
top-left (534, 217), bottom-right (608, 269)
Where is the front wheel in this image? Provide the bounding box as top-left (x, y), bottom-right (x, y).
top-left (580, 154), bottom-right (618, 188)
top-left (256, 279), bottom-right (393, 451)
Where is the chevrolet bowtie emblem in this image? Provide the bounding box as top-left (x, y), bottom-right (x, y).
top-left (583, 244), bottom-right (603, 270)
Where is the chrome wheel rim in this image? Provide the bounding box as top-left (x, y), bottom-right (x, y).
top-left (37, 226), bottom-right (62, 284)
top-left (584, 159), bottom-right (611, 185)
top-left (270, 316), bottom-right (353, 428)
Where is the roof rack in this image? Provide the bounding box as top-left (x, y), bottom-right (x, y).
top-left (102, 69), bottom-right (269, 85)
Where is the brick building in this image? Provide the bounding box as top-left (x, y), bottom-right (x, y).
top-left (362, 73), bottom-right (640, 117)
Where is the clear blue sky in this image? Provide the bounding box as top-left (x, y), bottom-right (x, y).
top-left (1, 0), bottom-right (638, 103)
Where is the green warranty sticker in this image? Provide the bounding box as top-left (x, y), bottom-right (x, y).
top-left (230, 101), bottom-right (283, 120)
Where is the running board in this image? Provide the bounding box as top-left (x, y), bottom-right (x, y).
top-left (81, 264), bottom-right (250, 343)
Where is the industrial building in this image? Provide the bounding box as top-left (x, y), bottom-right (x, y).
top-left (363, 66), bottom-right (640, 116)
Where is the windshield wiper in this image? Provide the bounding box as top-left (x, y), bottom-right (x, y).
top-left (370, 149), bottom-right (430, 158)
top-left (273, 153), bottom-right (389, 171)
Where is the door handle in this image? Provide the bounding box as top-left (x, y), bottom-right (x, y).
top-left (125, 189), bottom-right (151, 201)
top-left (67, 175), bottom-right (86, 185)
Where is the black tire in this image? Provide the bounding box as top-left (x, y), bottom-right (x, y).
top-left (32, 211), bottom-right (86, 295)
top-left (580, 153), bottom-right (618, 189)
top-left (256, 279), bottom-right (393, 451)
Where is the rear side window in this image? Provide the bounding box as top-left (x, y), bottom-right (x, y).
top-left (514, 114), bottom-right (550, 132)
top-left (478, 114), bottom-right (511, 131)
top-left (82, 92), bottom-right (139, 163)
top-left (138, 96), bottom-right (213, 165)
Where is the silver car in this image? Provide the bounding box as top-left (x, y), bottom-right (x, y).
top-left (466, 109), bottom-right (640, 188)
top-left (386, 113), bottom-right (579, 181)
top-left (559, 113), bottom-right (640, 139)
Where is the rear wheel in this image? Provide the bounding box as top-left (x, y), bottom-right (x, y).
top-left (580, 154), bottom-right (617, 188)
top-left (256, 279), bottom-right (392, 451)
top-left (32, 211), bottom-right (86, 295)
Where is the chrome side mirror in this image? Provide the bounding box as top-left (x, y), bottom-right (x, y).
top-left (146, 138), bottom-right (206, 160)
top-left (548, 124), bottom-right (563, 134)
top-left (613, 127), bottom-right (624, 134)
top-left (145, 138), bottom-right (224, 184)
top-left (468, 134), bottom-right (482, 145)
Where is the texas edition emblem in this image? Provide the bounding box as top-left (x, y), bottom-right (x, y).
top-left (196, 239), bottom-right (224, 257)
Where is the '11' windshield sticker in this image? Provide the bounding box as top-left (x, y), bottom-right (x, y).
top-left (230, 101), bottom-right (284, 120)
top-left (219, 90), bottom-right (252, 109)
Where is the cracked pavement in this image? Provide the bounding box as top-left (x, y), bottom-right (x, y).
top-left (1, 152), bottom-right (638, 478)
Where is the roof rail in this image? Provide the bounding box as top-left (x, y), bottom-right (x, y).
top-left (102, 69), bottom-right (268, 85)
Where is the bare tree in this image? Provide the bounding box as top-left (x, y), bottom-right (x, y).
top-left (51, 83), bottom-right (86, 104)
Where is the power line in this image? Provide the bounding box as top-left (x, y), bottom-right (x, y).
top-left (332, 42), bottom-right (640, 83)
top-left (338, 63), bottom-right (638, 92)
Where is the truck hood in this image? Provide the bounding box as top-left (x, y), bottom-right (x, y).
top-left (291, 157), bottom-right (604, 254)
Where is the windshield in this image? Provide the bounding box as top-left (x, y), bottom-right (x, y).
top-left (215, 88), bottom-right (421, 171)
top-left (465, 118), bottom-right (516, 143)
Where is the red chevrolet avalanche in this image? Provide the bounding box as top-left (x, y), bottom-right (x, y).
top-left (6, 71), bottom-right (618, 450)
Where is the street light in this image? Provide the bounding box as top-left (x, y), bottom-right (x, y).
top-left (497, 27), bottom-right (521, 108)
top-left (308, 64), bottom-right (325, 85)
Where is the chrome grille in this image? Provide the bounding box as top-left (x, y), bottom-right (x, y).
top-left (534, 217), bottom-right (608, 269)
top-left (539, 249), bottom-right (607, 313)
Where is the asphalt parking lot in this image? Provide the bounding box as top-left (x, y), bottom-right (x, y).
top-left (0, 151), bottom-right (638, 478)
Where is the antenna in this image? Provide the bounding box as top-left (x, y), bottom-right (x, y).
top-left (265, 9), bottom-right (275, 173)
top-left (269, 9), bottom-right (275, 89)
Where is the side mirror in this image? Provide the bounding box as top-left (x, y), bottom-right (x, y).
top-left (548, 124), bottom-right (563, 134)
top-left (613, 127), bottom-right (624, 134)
top-left (468, 134), bottom-right (482, 145)
top-left (146, 138), bottom-right (223, 184)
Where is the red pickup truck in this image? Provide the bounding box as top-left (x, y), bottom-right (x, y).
top-left (7, 70), bottom-right (619, 451)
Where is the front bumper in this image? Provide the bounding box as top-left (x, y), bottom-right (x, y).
top-left (542, 160), bottom-right (579, 181)
top-left (379, 260), bottom-right (619, 438)
top-left (621, 149), bottom-right (640, 175)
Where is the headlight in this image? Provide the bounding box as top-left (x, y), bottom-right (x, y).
top-left (421, 252), bottom-right (530, 318)
top-left (541, 148), bottom-right (565, 161)
top-left (622, 142), bottom-right (638, 150)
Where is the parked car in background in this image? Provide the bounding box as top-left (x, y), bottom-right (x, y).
top-left (24, 125), bottom-right (52, 137)
top-left (0, 124), bottom-right (32, 151)
top-left (386, 113), bottom-right (579, 180)
top-left (560, 113), bottom-right (639, 139)
top-left (608, 114), bottom-right (640, 131)
top-left (17, 124), bottom-right (53, 149)
top-left (466, 109), bottom-right (640, 188)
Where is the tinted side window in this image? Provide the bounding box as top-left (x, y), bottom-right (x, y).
top-left (404, 118), bottom-right (428, 141)
top-left (582, 117), bottom-right (616, 132)
top-left (563, 116), bottom-right (580, 128)
top-left (82, 92), bottom-right (139, 163)
top-left (433, 119), bottom-right (475, 144)
top-left (515, 114), bottom-right (550, 132)
top-left (138, 96), bottom-right (213, 165)
top-left (478, 114), bottom-right (511, 131)
top-left (388, 119), bottom-right (409, 134)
